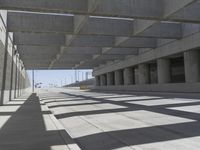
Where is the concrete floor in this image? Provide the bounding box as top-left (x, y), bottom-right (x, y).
top-left (0, 92), bottom-right (80, 150)
top-left (38, 88), bottom-right (200, 150)
top-left (1, 88), bottom-right (200, 150)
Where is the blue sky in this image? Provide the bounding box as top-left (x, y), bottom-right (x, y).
top-left (27, 70), bottom-right (93, 88)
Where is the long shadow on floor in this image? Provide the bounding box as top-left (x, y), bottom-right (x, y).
top-left (0, 93), bottom-right (74, 150)
top-left (52, 92), bottom-right (200, 150)
top-left (75, 121), bottom-right (200, 150)
top-left (58, 92), bottom-right (200, 121)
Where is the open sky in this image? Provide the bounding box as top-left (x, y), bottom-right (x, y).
top-left (27, 70), bottom-right (93, 88)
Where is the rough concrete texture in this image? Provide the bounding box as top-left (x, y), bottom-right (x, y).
top-left (0, 1), bottom-right (198, 69)
top-left (0, 92), bottom-right (81, 150)
top-left (39, 88), bottom-right (200, 150)
top-left (94, 83), bottom-right (200, 93)
top-left (0, 40), bottom-right (5, 88)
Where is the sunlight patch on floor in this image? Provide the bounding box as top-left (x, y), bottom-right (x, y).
top-left (127, 98), bottom-right (200, 106)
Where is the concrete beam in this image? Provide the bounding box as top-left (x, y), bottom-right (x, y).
top-left (137, 22), bottom-right (182, 39)
top-left (68, 35), bottom-right (115, 47)
top-left (60, 54), bottom-right (93, 61)
top-left (13, 32), bottom-right (65, 46)
top-left (93, 29), bottom-right (200, 76)
top-left (134, 20), bottom-right (157, 35)
top-left (80, 17), bottom-right (134, 36)
top-left (96, 0), bottom-right (196, 68)
top-left (62, 47), bottom-right (102, 55)
top-left (171, 2), bottom-right (200, 23)
top-left (95, 54), bottom-right (125, 61)
top-left (116, 37), bottom-right (157, 48)
top-left (1, 0), bottom-right (199, 23)
top-left (102, 48), bottom-right (138, 55)
top-left (163, 0), bottom-right (197, 17)
top-left (10, 14), bottom-right (183, 38)
top-left (0, 0), bottom-right (88, 13)
top-left (18, 45), bottom-right (60, 53)
top-left (49, 0), bottom-right (102, 69)
top-left (8, 12), bottom-right (74, 33)
top-left (78, 60), bottom-right (110, 68)
top-left (0, 0), bottom-right (162, 19)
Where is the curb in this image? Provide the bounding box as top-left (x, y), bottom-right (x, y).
top-left (41, 100), bottom-right (81, 150)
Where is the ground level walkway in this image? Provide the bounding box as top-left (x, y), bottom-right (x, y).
top-left (0, 92), bottom-right (80, 150)
top-left (1, 88), bottom-right (200, 150)
top-left (40, 88), bottom-right (200, 150)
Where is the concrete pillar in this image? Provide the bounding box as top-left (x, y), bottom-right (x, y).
top-left (124, 67), bottom-right (134, 85)
top-left (107, 72), bottom-right (114, 86)
top-left (100, 74), bottom-right (107, 86)
top-left (157, 58), bottom-right (171, 84)
top-left (95, 76), bottom-right (100, 86)
top-left (11, 53), bottom-right (16, 100)
top-left (0, 32), bottom-right (8, 105)
top-left (134, 67), bottom-right (139, 84)
top-left (18, 62), bottom-right (21, 97)
top-left (184, 50), bottom-right (200, 83)
top-left (9, 45), bottom-right (14, 101)
top-left (138, 64), bottom-right (149, 84)
top-left (115, 70), bottom-right (124, 85)
top-left (14, 55), bottom-right (19, 98)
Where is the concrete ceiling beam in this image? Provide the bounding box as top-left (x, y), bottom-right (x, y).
top-left (8, 12), bottom-right (74, 33)
top-left (1, 0), bottom-right (199, 22)
top-left (62, 47), bottom-right (102, 55)
top-left (68, 35), bottom-right (115, 47)
top-left (116, 37), bottom-right (157, 48)
top-left (80, 17), bottom-right (134, 36)
top-left (102, 48), bottom-right (139, 55)
top-left (0, 0), bottom-right (88, 13)
top-left (13, 32), bottom-right (65, 46)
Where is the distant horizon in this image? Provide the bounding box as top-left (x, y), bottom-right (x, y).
top-left (27, 69), bottom-right (93, 88)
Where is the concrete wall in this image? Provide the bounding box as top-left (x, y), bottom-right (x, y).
top-left (0, 11), bottom-right (30, 105)
top-left (94, 83), bottom-right (200, 93)
top-left (93, 18), bottom-right (200, 93)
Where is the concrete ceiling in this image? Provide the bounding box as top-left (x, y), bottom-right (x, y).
top-left (1, 0), bottom-right (200, 69)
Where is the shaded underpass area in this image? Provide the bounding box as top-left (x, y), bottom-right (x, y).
top-left (39, 88), bottom-right (200, 150)
top-left (0, 92), bottom-right (80, 150)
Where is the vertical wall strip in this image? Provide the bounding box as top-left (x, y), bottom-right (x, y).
top-left (0, 31), bottom-right (8, 105)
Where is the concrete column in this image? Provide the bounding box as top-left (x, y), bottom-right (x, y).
top-left (9, 45), bottom-right (14, 101)
top-left (95, 76), bottom-right (100, 86)
top-left (14, 55), bottom-right (19, 98)
top-left (134, 67), bottom-right (139, 84)
top-left (138, 64), bottom-right (149, 84)
top-left (0, 32), bottom-right (8, 105)
top-left (115, 70), bottom-right (124, 85)
top-left (18, 62), bottom-right (21, 97)
top-left (100, 74), bottom-right (107, 86)
top-left (107, 72), bottom-right (114, 86)
top-left (157, 58), bottom-right (171, 84)
top-left (184, 50), bottom-right (200, 83)
top-left (124, 67), bottom-right (134, 85)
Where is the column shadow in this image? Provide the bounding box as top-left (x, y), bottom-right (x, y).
top-left (0, 93), bottom-right (75, 150)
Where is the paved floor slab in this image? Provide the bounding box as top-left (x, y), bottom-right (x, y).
top-left (0, 92), bottom-right (80, 150)
top-left (40, 88), bottom-right (200, 150)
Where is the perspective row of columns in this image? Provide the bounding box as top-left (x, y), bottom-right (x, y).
top-left (96, 50), bottom-right (200, 86)
top-left (0, 32), bottom-right (26, 105)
